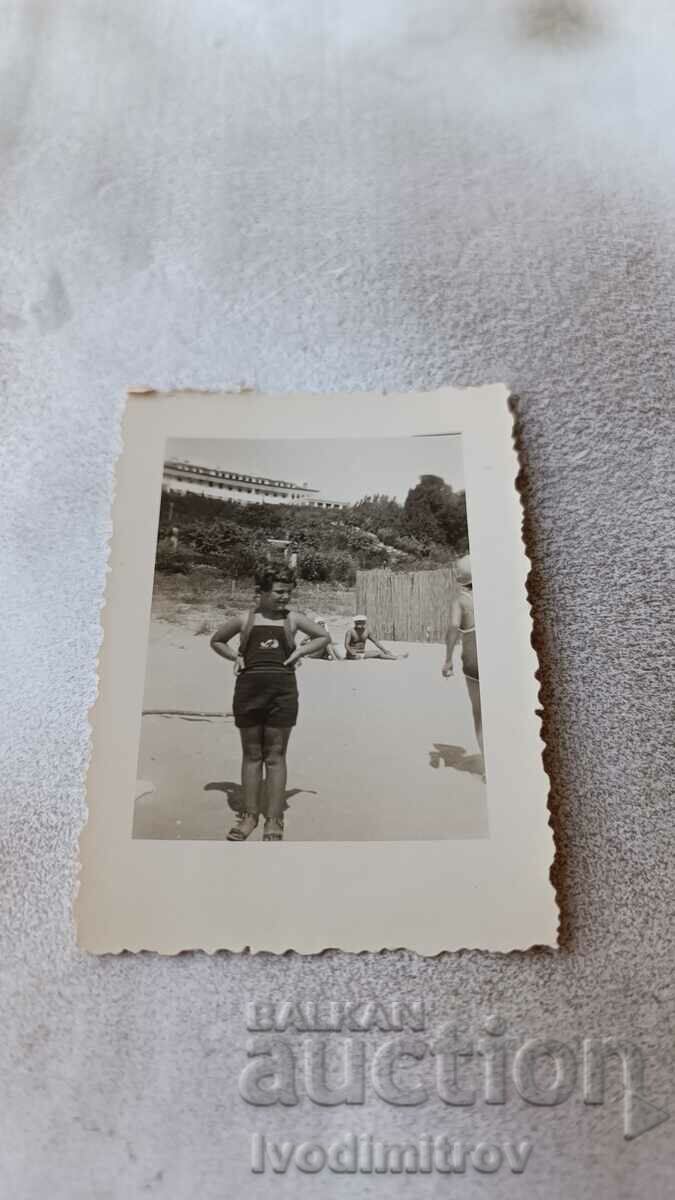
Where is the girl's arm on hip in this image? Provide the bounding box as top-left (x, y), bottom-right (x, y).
top-left (210, 614), bottom-right (244, 661)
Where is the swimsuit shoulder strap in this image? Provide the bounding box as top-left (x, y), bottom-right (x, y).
top-left (238, 607), bottom-right (258, 655)
top-left (283, 612), bottom-right (297, 652)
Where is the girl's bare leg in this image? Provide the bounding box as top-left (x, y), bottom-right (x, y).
top-left (263, 726), bottom-right (292, 820)
top-left (226, 727), bottom-right (264, 839)
top-left (240, 726), bottom-right (264, 813)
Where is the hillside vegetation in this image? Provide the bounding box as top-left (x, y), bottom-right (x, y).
top-left (157, 474), bottom-right (468, 585)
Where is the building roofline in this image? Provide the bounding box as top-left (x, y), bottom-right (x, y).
top-left (163, 459), bottom-right (319, 493)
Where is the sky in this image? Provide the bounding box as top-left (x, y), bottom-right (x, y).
top-left (165, 436), bottom-right (465, 504)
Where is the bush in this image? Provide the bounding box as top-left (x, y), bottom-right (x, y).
top-left (155, 542), bottom-right (193, 574)
top-left (199, 520), bottom-right (245, 554)
top-left (389, 533), bottom-right (426, 557)
top-left (223, 545), bottom-right (260, 578)
top-left (297, 548), bottom-right (329, 582)
top-left (355, 545), bottom-right (390, 570)
top-left (323, 550), bottom-right (357, 585)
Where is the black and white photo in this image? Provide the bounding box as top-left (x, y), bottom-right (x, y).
top-left (133, 434), bottom-right (487, 843)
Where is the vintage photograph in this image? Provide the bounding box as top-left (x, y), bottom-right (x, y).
top-left (79, 387), bottom-right (556, 954)
top-left (134, 435), bottom-right (487, 843)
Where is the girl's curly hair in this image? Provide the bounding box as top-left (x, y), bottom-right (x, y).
top-left (254, 563), bottom-right (296, 593)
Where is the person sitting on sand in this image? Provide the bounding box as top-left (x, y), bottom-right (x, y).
top-left (442, 555), bottom-right (484, 772)
top-left (300, 619), bottom-right (341, 660)
top-left (344, 615), bottom-right (407, 660)
top-left (209, 566), bottom-right (330, 842)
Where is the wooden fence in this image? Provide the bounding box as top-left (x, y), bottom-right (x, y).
top-left (355, 567), bottom-right (456, 643)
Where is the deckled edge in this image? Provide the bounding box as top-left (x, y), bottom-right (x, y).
top-left (74, 389), bottom-right (128, 947)
top-left (89, 942), bottom-right (559, 959)
top-left (509, 393), bottom-right (562, 952)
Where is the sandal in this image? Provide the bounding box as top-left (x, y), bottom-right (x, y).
top-left (226, 812), bottom-right (259, 841)
top-left (262, 817), bottom-right (284, 842)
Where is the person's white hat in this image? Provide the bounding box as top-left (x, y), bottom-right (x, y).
top-left (354, 614), bottom-right (368, 622)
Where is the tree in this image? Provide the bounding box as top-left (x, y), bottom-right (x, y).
top-left (403, 475), bottom-right (468, 551)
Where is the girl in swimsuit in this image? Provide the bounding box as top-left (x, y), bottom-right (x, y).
top-left (210, 566), bottom-right (330, 841)
top-left (442, 556), bottom-right (484, 768)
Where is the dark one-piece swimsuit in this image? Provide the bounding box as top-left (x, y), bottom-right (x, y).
top-left (232, 621), bottom-right (299, 728)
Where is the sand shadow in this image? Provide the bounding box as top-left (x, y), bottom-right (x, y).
top-left (204, 780), bottom-right (317, 816)
top-left (429, 744), bottom-right (484, 777)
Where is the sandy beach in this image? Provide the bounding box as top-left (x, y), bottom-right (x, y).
top-left (133, 612), bottom-right (488, 842)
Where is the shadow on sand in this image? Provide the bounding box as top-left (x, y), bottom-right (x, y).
top-left (204, 780), bottom-right (317, 816)
top-left (429, 744), bottom-right (483, 777)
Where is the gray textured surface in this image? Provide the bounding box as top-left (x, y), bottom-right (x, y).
top-left (2, 1), bottom-right (673, 1196)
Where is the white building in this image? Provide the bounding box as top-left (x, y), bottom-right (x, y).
top-left (162, 459), bottom-right (345, 510)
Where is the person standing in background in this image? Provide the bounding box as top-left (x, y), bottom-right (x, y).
top-left (442, 556), bottom-right (484, 775)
